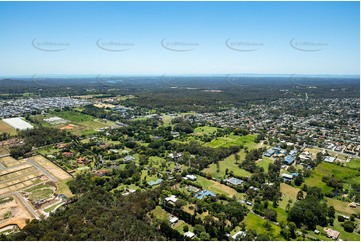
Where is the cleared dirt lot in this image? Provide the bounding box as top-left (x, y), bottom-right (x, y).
top-left (0, 196), bottom-right (33, 229)
top-left (0, 156), bottom-right (27, 168)
top-left (31, 155), bottom-right (72, 181)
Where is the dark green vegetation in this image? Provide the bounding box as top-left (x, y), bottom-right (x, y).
top-left (4, 178), bottom-right (164, 240)
top-left (10, 127), bottom-right (74, 158)
top-left (0, 76), bottom-right (359, 112)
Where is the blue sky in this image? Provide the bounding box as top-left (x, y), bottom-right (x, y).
top-left (0, 1), bottom-right (359, 76)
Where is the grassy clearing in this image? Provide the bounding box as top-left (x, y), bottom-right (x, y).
top-left (279, 183), bottom-right (303, 210)
top-left (205, 134), bottom-right (257, 149)
top-left (174, 221), bottom-right (193, 234)
top-left (56, 178), bottom-right (73, 197)
top-left (0, 120), bottom-right (17, 135)
top-left (112, 183), bottom-right (140, 193)
top-left (161, 115), bottom-right (173, 126)
top-left (256, 157), bottom-right (274, 172)
top-left (347, 158), bottom-right (360, 170)
top-left (51, 110), bottom-right (94, 122)
top-left (325, 198), bottom-right (359, 216)
top-left (24, 183), bottom-right (51, 192)
top-left (193, 176), bottom-right (238, 197)
top-left (243, 213), bottom-right (281, 239)
top-left (152, 206), bottom-right (169, 221)
top-left (304, 162), bottom-right (360, 194)
top-left (78, 120), bottom-right (109, 129)
top-left (44, 202), bottom-right (63, 213)
top-left (29, 188), bottom-right (54, 201)
top-left (193, 126), bottom-right (218, 135)
top-left (203, 150), bottom-right (251, 179)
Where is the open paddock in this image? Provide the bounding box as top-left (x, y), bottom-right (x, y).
top-left (0, 121), bottom-right (17, 136)
top-left (203, 150), bottom-right (251, 179)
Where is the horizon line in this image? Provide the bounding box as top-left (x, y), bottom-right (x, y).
top-left (0, 73), bottom-right (360, 79)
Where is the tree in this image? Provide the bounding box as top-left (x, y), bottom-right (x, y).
top-left (235, 153), bottom-right (240, 164)
top-left (199, 231), bottom-right (210, 240)
top-left (264, 209), bottom-right (277, 222)
top-left (183, 225), bottom-right (189, 232)
top-left (342, 221), bottom-right (355, 232)
top-left (338, 215), bottom-right (345, 222)
top-left (256, 234), bottom-right (270, 241)
top-left (297, 191), bottom-right (304, 200)
top-left (193, 224), bottom-right (206, 236)
top-left (328, 218), bottom-right (334, 226)
top-left (288, 222), bottom-right (297, 239)
top-left (327, 206), bottom-right (335, 218)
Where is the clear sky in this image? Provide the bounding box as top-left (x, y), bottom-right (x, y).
top-left (0, 1), bottom-right (359, 76)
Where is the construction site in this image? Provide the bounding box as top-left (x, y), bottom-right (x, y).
top-left (0, 154), bottom-right (73, 234)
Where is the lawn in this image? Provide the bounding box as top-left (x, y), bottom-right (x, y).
top-left (205, 134), bottom-right (257, 149)
top-left (112, 183), bottom-right (140, 193)
top-left (304, 162), bottom-right (360, 194)
top-left (174, 221), bottom-right (193, 234)
top-left (256, 157), bottom-right (274, 172)
top-left (78, 120), bottom-right (110, 129)
top-left (28, 188), bottom-right (54, 201)
top-left (242, 213), bottom-right (282, 239)
top-left (161, 115), bottom-right (173, 126)
top-left (51, 110), bottom-right (94, 122)
top-left (0, 120), bottom-right (17, 135)
top-left (203, 150), bottom-right (251, 179)
top-left (193, 126), bottom-right (218, 135)
top-left (152, 206), bottom-right (169, 221)
top-left (347, 158), bottom-right (360, 170)
top-left (193, 176), bottom-right (238, 197)
top-left (24, 183), bottom-right (51, 192)
top-left (44, 202), bottom-right (63, 213)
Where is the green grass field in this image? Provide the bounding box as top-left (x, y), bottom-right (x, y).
top-left (0, 120), bottom-right (17, 135)
top-left (203, 150), bottom-right (251, 179)
top-left (304, 162), bottom-right (360, 194)
top-left (347, 158), bottom-right (360, 170)
top-left (256, 157), bottom-right (274, 172)
top-left (152, 206), bottom-right (169, 221)
top-left (161, 115), bottom-right (173, 126)
top-left (51, 110), bottom-right (94, 122)
top-left (193, 126), bottom-right (218, 135)
top-left (44, 202), bottom-right (63, 213)
top-left (205, 134), bottom-right (257, 148)
top-left (28, 188), bottom-right (54, 201)
top-left (242, 213), bottom-right (282, 239)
